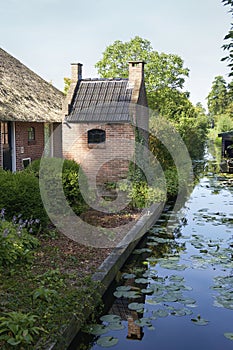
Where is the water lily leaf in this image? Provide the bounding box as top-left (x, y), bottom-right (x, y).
top-left (191, 315), bottom-right (209, 326)
top-left (134, 317), bottom-right (152, 327)
top-left (180, 297), bottom-right (196, 305)
top-left (113, 290), bottom-right (140, 299)
top-left (100, 315), bottom-right (121, 323)
top-left (171, 308), bottom-right (193, 316)
top-left (224, 332), bottom-right (233, 340)
top-left (122, 273), bottom-right (136, 279)
top-left (141, 288), bottom-right (154, 294)
top-left (96, 336), bottom-right (119, 348)
top-left (143, 270), bottom-right (158, 278)
top-left (83, 324), bottom-right (108, 335)
top-left (153, 309), bottom-right (169, 318)
top-left (169, 275), bottom-right (184, 282)
top-left (135, 278), bottom-right (149, 284)
top-left (128, 302), bottom-right (145, 311)
top-left (108, 322), bottom-right (125, 331)
top-left (116, 285), bottom-right (131, 292)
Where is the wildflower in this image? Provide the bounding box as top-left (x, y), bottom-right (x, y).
top-left (0, 208), bottom-right (5, 220)
top-left (3, 228), bottom-right (9, 237)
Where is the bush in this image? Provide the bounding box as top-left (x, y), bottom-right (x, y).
top-left (26, 158), bottom-right (88, 216)
top-left (0, 170), bottom-right (49, 228)
top-left (0, 215), bottom-right (40, 266)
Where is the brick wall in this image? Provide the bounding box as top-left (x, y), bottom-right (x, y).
top-left (63, 122), bottom-right (135, 185)
top-left (15, 122), bottom-right (44, 170)
top-left (0, 123), bottom-right (2, 169)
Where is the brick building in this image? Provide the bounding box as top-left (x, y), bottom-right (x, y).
top-left (0, 48), bottom-right (63, 171)
top-left (63, 61), bottom-right (148, 186)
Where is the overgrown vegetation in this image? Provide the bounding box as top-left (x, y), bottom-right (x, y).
top-left (0, 209), bottom-right (103, 349)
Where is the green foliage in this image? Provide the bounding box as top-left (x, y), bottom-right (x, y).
top-left (0, 216), bottom-right (39, 266)
top-left (63, 77), bottom-right (71, 95)
top-left (119, 179), bottom-right (166, 209)
top-left (95, 36), bottom-right (189, 113)
top-left (221, 0), bottom-right (233, 77)
top-left (216, 113), bottom-right (233, 133)
top-left (0, 311), bottom-right (45, 347)
top-left (32, 287), bottom-right (58, 303)
top-left (207, 76), bottom-right (229, 115)
top-left (26, 158), bottom-right (88, 216)
top-left (0, 170), bottom-right (49, 228)
top-left (175, 113), bottom-right (209, 159)
top-left (148, 87), bottom-right (195, 121)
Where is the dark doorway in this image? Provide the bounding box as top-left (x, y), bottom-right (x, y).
top-left (2, 122), bottom-right (12, 171)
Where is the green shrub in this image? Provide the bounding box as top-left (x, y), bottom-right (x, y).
top-left (0, 171), bottom-right (49, 228)
top-left (119, 180), bottom-right (166, 209)
top-left (0, 217), bottom-right (40, 266)
top-left (26, 158), bottom-right (88, 216)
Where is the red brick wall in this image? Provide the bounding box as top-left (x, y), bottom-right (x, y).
top-left (0, 123), bottom-right (2, 169)
top-left (63, 122), bottom-right (135, 184)
top-left (15, 122), bottom-right (44, 170)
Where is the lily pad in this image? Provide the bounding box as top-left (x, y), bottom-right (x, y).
top-left (128, 302), bottom-right (145, 311)
top-left (141, 288), bottom-right (154, 294)
top-left (108, 322), bottom-right (125, 331)
top-left (100, 314), bottom-right (121, 323)
top-left (135, 278), bottom-right (149, 284)
top-left (224, 332), bottom-right (233, 340)
top-left (122, 273), bottom-right (136, 279)
top-left (96, 336), bottom-right (119, 348)
top-left (191, 315), bottom-right (209, 326)
top-left (134, 317), bottom-right (152, 327)
top-left (152, 309), bottom-right (169, 318)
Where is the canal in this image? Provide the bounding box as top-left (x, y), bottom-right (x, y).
top-left (70, 155), bottom-right (233, 349)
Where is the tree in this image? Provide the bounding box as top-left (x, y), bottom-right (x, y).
top-left (95, 36), bottom-right (190, 114)
top-left (207, 76), bottom-right (228, 115)
top-left (221, 0), bottom-right (233, 76)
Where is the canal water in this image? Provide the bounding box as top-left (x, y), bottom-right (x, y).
top-left (71, 156), bottom-right (233, 350)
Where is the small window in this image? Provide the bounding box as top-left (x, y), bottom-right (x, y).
top-left (28, 127), bottom-right (35, 142)
top-left (88, 129), bottom-right (106, 144)
top-left (22, 158), bottom-right (31, 169)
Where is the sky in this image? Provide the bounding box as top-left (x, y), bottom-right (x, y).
top-left (0, 0), bottom-right (232, 110)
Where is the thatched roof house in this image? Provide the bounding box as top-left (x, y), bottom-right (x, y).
top-left (0, 47), bottom-right (63, 122)
top-left (0, 48), bottom-right (64, 171)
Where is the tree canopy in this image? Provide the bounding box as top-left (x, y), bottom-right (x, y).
top-left (95, 36), bottom-right (191, 116)
top-left (221, 0), bottom-right (233, 76)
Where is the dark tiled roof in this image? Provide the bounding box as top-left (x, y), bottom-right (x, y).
top-left (0, 48), bottom-right (64, 122)
top-left (66, 79), bottom-right (133, 123)
top-left (218, 130), bottom-right (233, 137)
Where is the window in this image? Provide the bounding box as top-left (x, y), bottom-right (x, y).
top-left (22, 158), bottom-right (31, 169)
top-left (28, 127), bottom-right (35, 142)
top-left (88, 129), bottom-right (106, 144)
top-left (1, 122), bottom-right (9, 144)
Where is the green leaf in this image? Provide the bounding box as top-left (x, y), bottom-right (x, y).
top-left (128, 302), bottom-right (145, 311)
top-left (224, 332), bottom-right (233, 340)
top-left (191, 315), bottom-right (209, 326)
top-left (100, 315), bottom-right (121, 323)
top-left (96, 336), bottom-right (119, 348)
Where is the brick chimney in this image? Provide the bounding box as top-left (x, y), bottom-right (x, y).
top-left (128, 61), bottom-right (145, 86)
top-left (71, 63), bottom-right (83, 82)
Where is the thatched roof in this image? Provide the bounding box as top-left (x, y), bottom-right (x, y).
top-left (0, 48), bottom-right (64, 122)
